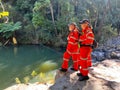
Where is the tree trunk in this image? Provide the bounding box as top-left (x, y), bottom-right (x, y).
top-left (94, 10), bottom-right (99, 29)
top-left (57, 1), bottom-right (60, 20)
top-left (97, 0), bottom-right (111, 42)
top-left (74, 0), bottom-right (78, 16)
top-left (117, 29), bottom-right (120, 35)
top-left (49, 0), bottom-right (57, 35)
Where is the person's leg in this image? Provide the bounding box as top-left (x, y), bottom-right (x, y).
top-left (80, 60), bottom-right (89, 76)
top-left (87, 53), bottom-right (92, 67)
top-left (71, 53), bottom-right (78, 71)
top-left (78, 47), bottom-right (91, 81)
top-left (61, 51), bottom-right (71, 71)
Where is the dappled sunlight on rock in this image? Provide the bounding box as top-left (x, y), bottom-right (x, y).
top-left (90, 60), bottom-right (120, 82)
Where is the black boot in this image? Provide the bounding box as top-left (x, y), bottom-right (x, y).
top-left (70, 67), bottom-right (78, 71)
top-left (79, 75), bottom-right (89, 81)
top-left (77, 73), bottom-right (82, 76)
top-left (59, 68), bottom-right (67, 72)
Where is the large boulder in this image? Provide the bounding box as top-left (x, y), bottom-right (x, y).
top-left (49, 59), bottom-right (120, 90)
top-left (110, 51), bottom-right (120, 59)
top-left (92, 51), bottom-right (105, 62)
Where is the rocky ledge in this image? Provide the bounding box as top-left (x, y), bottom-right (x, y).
top-left (5, 59), bottom-right (120, 90)
top-left (50, 59), bottom-right (120, 90)
top-left (5, 83), bottom-right (52, 90)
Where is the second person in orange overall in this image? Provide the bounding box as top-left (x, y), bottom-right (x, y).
top-left (60, 22), bottom-right (79, 72)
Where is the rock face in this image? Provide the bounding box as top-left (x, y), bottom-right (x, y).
top-left (105, 36), bottom-right (120, 47)
top-left (92, 36), bottom-right (120, 61)
top-left (49, 59), bottom-right (120, 90)
top-left (5, 83), bottom-right (52, 90)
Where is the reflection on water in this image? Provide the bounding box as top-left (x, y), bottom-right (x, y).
top-left (39, 61), bottom-right (58, 72)
top-left (0, 63), bottom-right (8, 71)
top-left (0, 45), bottom-right (62, 90)
top-left (13, 47), bottom-right (18, 55)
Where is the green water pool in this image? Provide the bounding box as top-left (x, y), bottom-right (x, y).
top-left (0, 45), bottom-right (62, 90)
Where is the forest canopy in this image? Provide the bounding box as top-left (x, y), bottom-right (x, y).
top-left (0, 0), bottom-right (120, 47)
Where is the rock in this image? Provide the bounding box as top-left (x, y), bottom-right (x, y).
top-left (92, 36), bottom-right (120, 61)
top-left (5, 83), bottom-right (52, 90)
top-left (49, 59), bottom-right (120, 90)
top-left (0, 42), bottom-right (2, 46)
top-left (90, 60), bottom-right (120, 82)
top-left (105, 36), bottom-right (120, 47)
top-left (92, 51), bottom-right (105, 61)
top-left (110, 51), bottom-right (120, 59)
top-left (116, 45), bottom-right (120, 51)
top-left (104, 51), bottom-right (111, 59)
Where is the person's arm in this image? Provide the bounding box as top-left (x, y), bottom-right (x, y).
top-left (68, 31), bottom-right (79, 44)
top-left (66, 31), bottom-right (79, 52)
top-left (81, 30), bottom-right (94, 45)
top-left (79, 29), bottom-right (94, 45)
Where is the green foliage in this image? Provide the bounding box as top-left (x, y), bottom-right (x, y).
top-left (29, 71), bottom-right (55, 84)
top-left (31, 70), bottom-right (37, 77)
top-left (32, 0), bottom-right (78, 46)
top-left (33, 0), bottom-right (50, 12)
top-left (0, 22), bottom-right (21, 39)
top-left (37, 71), bottom-right (55, 84)
top-left (2, 0), bottom-right (120, 45)
top-left (23, 76), bottom-right (30, 84)
top-left (32, 0), bottom-right (51, 29)
top-left (15, 77), bottom-right (21, 84)
top-left (32, 13), bottom-right (46, 28)
top-left (99, 25), bottom-right (117, 43)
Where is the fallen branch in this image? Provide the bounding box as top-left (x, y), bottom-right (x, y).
top-left (3, 39), bottom-right (10, 46)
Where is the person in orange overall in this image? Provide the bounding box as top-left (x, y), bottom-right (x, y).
top-left (60, 22), bottom-right (80, 72)
top-left (77, 19), bottom-right (94, 81)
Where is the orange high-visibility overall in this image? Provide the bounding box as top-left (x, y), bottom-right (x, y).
top-left (87, 52), bottom-right (92, 67)
top-left (61, 29), bottom-right (79, 70)
top-left (78, 27), bottom-right (94, 76)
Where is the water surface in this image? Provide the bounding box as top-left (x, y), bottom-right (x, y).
top-left (0, 45), bottom-right (62, 90)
